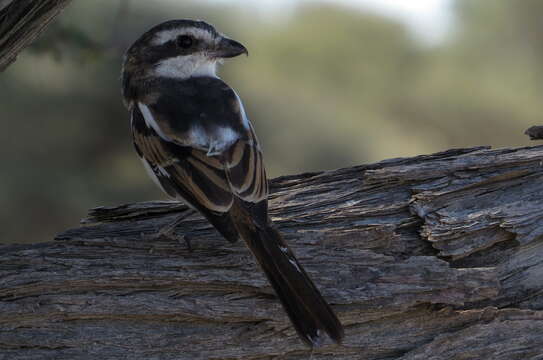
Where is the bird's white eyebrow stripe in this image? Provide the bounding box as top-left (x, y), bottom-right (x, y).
top-left (152, 28), bottom-right (216, 46)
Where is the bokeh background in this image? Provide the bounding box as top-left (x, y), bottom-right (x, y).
top-left (2, 0), bottom-right (541, 244)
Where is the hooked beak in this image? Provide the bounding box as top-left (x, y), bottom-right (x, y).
top-left (212, 37), bottom-right (248, 58)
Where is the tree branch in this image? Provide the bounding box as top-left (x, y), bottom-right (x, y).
top-left (2, 145), bottom-right (543, 359)
top-left (0, 0), bottom-right (72, 71)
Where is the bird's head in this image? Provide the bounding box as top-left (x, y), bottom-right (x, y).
top-left (122, 19), bottom-right (248, 81)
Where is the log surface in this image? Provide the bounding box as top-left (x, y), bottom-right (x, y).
top-left (2, 146), bottom-right (543, 359)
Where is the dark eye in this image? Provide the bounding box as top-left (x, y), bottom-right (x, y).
top-left (176, 35), bottom-right (193, 49)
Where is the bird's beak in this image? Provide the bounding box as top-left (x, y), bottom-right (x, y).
top-left (212, 37), bottom-right (248, 58)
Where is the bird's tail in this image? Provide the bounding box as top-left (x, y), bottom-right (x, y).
top-left (233, 215), bottom-right (344, 347)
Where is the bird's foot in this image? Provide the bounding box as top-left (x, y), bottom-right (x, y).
top-left (153, 209), bottom-right (196, 252)
top-left (157, 227), bottom-right (194, 252)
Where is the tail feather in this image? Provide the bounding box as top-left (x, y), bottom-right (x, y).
top-left (237, 221), bottom-right (344, 346)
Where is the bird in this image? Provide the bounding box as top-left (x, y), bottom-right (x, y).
top-left (121, 19), bottom-right (344, 347)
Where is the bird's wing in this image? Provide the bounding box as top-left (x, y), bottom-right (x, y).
top-left (223, 121), bottom-right (268, 204)
top-left (132, 104), bottom-right (233, 212)
top-left (130, 77), bottom-right (267, 238)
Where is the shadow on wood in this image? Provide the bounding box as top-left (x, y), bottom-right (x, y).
top-left (2, 146), bottom-right (543, 359)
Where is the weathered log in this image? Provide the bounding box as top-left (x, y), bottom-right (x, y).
top-left (2, 145), bottom-right (543, 359)
top-left (0, 0), bottom-right (72, 71)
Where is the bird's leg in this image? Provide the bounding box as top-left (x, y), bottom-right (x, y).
top-left (156, 209), bottom-right (196, 251)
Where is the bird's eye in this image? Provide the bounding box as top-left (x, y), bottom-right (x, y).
top-left (176, 35), bottom-right (193, 49)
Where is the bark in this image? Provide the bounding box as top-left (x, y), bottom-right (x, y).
top-left (2, 145), bottom-right (543, 359)
top-left (0, 0), bottom-right (72, 71)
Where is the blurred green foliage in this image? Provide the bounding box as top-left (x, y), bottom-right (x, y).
top-left (1, 0), bottom-right (540, 243)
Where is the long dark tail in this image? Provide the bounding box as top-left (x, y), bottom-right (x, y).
top-left (233, 214), bottom-right (344, 346)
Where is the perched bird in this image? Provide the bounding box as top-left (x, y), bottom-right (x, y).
top-left (121, 19), bottom-right (344, 347)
